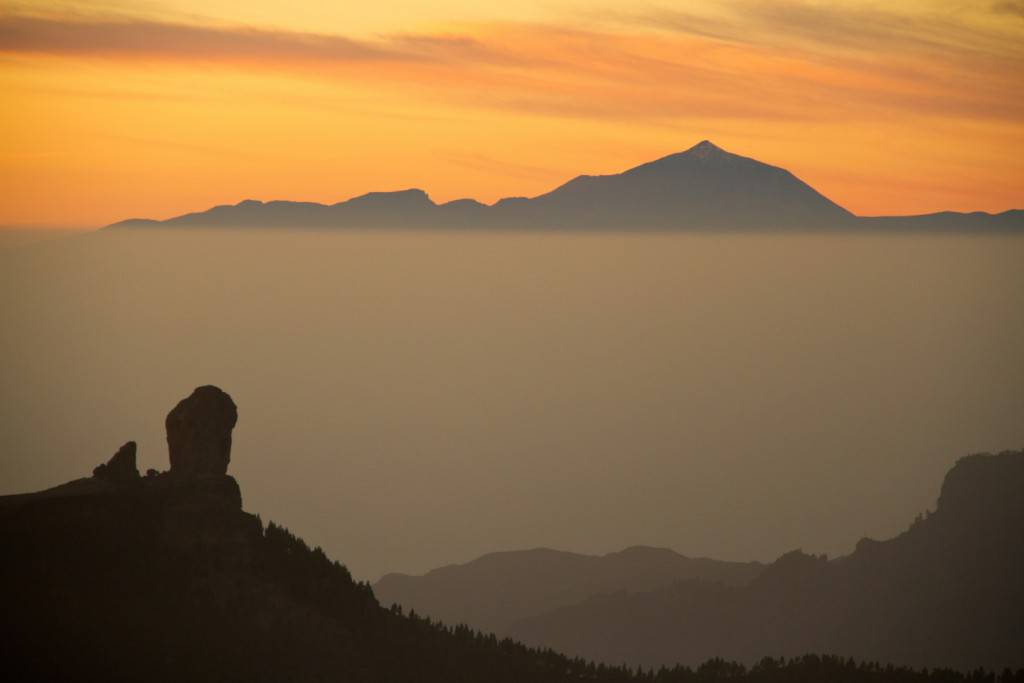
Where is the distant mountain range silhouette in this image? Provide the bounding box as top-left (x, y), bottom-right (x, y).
top-left (375, 546), bottom-right (764, 637)
top-left (108, 141), bottom-right (1023, 231)
top-left (373, 449), bottom-right (1024, 671)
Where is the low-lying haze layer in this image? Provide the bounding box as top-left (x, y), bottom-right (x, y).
top-left (1, 228), bottom-right (1021, 580)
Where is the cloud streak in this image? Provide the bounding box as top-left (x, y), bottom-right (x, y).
top-left (0, 15), bottom-right (401, 62)
top-left (2, 8), bottom-right (1022, 125)
top-left (614, 1), bottom-right (1024, 58)
top-left (992, 1), bottom-right (1024, 18)
top-left (0, 15), bottom-right (530, 67)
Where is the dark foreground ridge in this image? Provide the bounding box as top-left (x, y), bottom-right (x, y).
top-left (1, 388), bottom-right (1021, 682)
top-left (107, 141), bottom-right (1023, 232)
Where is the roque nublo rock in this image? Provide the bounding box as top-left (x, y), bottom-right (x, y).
top-left (166, 385), bottom-right (238, 477)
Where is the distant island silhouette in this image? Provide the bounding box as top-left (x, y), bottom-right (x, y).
top-left (2, 386), bottom-right (1022, 681)
top-left (108, 141), bottom-right (1023, 232)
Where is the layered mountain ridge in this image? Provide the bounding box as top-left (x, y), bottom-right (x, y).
top-left (379, 448), bottom-right (1024, 671)
top-left (375, 545), bottom-right (764, 636)
top-left (108, 141), bottom-right (1023, 231)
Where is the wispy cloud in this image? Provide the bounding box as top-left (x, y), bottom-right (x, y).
top-left (1, 5), bottom-right (1022, 125)
top-left (611, 1), bottom-right (1024, 57)
top-left (0, 15), bottom-right (401, 62)
top-left (992, 1), bottom-right (1024, 18)
top-left (0, 14), bottom-right (530, 66)
top-left (444, 151), bottom-right (562, 183)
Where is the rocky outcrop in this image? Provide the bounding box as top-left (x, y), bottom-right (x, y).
top-left (2, 386), bottom-right (256, 594)
top-left (2, 386), bottom-right (248, 549)
top-left (934, 449), bottom-right (1024, 524)
top-left (92, 441), bottom-right (140, 483)
top-left (166, 386), bottom-right (238, 477)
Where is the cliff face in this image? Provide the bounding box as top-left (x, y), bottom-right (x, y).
top-left (934, 450), bottom-right (1024, 525)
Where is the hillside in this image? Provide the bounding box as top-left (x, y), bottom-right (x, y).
top-left (376, 546), bottom-right (763, 636)
top-left (507, 450), bottom-right (1024, 670)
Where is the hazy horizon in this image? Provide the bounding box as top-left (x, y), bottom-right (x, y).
top-left (5, 135), bottom-right (1024, 233)
top-left (2, 228), bottom-right (1021, 581)
top-left (5, 2), bottom-right (1024, 229)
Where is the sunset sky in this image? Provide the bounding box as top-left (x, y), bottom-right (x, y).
top-left (2, 0), bottom-right (1022, 228)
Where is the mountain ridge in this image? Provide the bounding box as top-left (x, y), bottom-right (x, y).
top-left (374, 448), bottom-right (1024, 671)
top-left (107, 141), bottom-right (1023, 231)
top-left (503, 449), bottom-right (1024, 670)
top-left (375, 545), bottom-right (763, 635)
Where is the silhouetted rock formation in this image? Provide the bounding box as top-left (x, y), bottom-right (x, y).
top-left (0, 386), bottom-right (262, 681)
top-left (106, 141), bottom-right (1024, 232)
top-left (92, 441), bottom-right (139, 483)
top-left (0, 386), bottom-right (247, 554)
top-left (166, 385), bottom-right (237, 477)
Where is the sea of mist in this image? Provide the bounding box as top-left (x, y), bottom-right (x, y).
top-left (1, 228), bottom-right (1021, 581)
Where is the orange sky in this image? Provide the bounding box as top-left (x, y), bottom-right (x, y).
top-left (1, 0), bottom-right (1022, 228)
